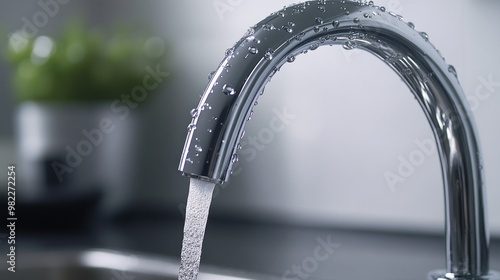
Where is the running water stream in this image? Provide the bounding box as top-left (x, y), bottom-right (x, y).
top-left (178, 178), bottom-right (216, 280)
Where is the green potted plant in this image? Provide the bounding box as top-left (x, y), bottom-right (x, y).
top-left (6, 21), bottom-right (168, 214)
top-left (7, 21), bottom-right (167, 101)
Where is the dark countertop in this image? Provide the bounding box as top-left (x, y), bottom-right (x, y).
top-left (13, 211), bottom-right (500, 280)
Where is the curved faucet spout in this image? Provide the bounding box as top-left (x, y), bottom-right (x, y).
top-left (179, 1), bottom-right (497, 279)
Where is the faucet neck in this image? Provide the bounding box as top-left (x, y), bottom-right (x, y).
top-left (179, 1), bottom-right (494, 278)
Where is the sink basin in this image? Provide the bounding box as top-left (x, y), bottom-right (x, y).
top-left (6, 249), bottom-right (276, 280)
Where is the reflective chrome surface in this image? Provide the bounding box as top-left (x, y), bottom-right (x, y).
top-left (9, 249), bottom-right (275, 280)
top-left (178, 1), bottom-right (498, 279)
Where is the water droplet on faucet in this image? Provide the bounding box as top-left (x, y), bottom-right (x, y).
top-left (231, 154), bottom-right (239, 163)
top-left (244, 27), bottom-right (255, 37)
top-left (448, 65), bottom-right (458, 77)
top-left (353, 17), bottom-right (360, 24)
top-left (195, 145), bottom-right (203, 153)
top-left (208, 71), bottom-right (216, 81)
top-left (332, 20), bottom-right (340, 28)
top-left (222, 84), bottom-right (236, 96)
top-left (420, 32), bottom-right (429, 41)
top-left (190, 109), bottom-right (199, 118)
top-left (187, 124), bottom-right (197, 132)
top-left (244, 35), bottom-right (254, 42)
top-left (262, 23), bottom-right (276, 31)
top-left (225, 48), bottom-right (234, 57)
top-left (343, 41), bottom-right (355, 50)
top-left (310, 43), bottom-right (319, 51)
top-left (283, 26), bottom-right (293, 33)
top-left (248, 46), bottom-right (259, 54)
top-left (202, 103), bottom-right (212, 110)
top-left (264, 50), bottom-right (274, 61)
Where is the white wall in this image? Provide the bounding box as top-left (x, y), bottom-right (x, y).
top-left (159, 0), bottom-right (500, 236)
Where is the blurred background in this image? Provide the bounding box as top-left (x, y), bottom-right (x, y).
top-left (0, 0), bottom-right (499, 278)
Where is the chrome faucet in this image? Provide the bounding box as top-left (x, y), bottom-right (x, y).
top-left (178, 1), bottom-right (499, 279)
